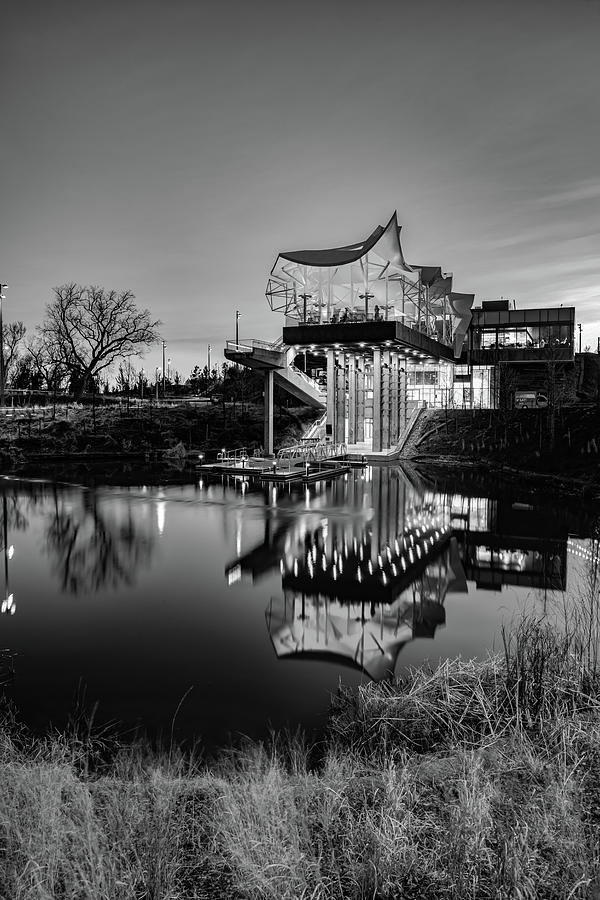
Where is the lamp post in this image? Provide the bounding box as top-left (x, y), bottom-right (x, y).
top-left (578, 323), bottom-right (582, 354)
top-left (155, 367), bottom-right (161, 402)
top-left (235, 310), bottom-right (241, 347)
top-left (140, 367), bottom-right (145, 401)
top-left (0, 284), bottom-right (7, 409)
top-left (162, 341), bottom-right (166, 396)
top-left (208, 344), bottom-right (211, 373)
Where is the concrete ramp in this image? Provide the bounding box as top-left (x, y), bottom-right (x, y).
top-left (273, 366), bottom-right (325, 408)
top-left (225, 340), bottom-right (325, 409)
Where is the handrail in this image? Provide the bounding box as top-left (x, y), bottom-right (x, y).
top-left (277, 439), bottom-right (347, 463)
top-left (225, 340), bottom-right (254, 353)
top-left (247, 338), bottom-right (285, 352)
top-left (289, 364), bottom-right (326, 394)
top-left (303, 412), bottom-right (327, 441)
top-left (217, 447), bottom-right (249, 463)
top-left (226, 338), bottom-right (287, 354)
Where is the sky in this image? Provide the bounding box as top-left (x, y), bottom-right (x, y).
top-left (2, 0), bottom-right (600, 380)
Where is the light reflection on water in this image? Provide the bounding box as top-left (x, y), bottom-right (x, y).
top-left (0, 468), bottom-right (596, 751)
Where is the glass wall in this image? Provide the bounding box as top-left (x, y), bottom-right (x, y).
top-left (406, 361), bottom-right (454, 407)
top-left (476, 324), bottom-right (572, 350)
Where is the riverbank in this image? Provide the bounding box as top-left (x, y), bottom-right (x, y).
top-left (0, 403), bottom-right (317, 474)
top-left (404, 406), bottom-right (600, 496)
top-left (2, 615), bottom-right (600, 899)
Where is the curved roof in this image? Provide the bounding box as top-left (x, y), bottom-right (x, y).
top-left (271, 212), bottom-right (414, 280)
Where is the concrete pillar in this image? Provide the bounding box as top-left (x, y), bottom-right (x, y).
top-left (399, 364), bottom-right (407, 434)
top-left (335, 357), bottom-right (346, 444)
top-left (348, 356), bottom-right (356, 445)
top-left (264, 369), bottom-right (274, 456)
top-left (326, 350), bottom-right (336, 442)
top-left (356, 357), bottom-right (365, 442)
top-left (372, 348), bottom-right (382, 452)
top-left (390, 352), bottom-right (399, 444)
top-left (381, 350), bottom-right (391, 449)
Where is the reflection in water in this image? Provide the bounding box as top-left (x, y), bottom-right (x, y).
top-left (46, 487), bottom-right (155, 594)
top-left (0, 469), bottom-right (596, 747)
top-left (267, 538), bottom-right (466, 679)
top-left (225, 467), bottom-right (574, 680)
top-left (1, 494), bottom-right (16, 616)
top-left (438, 490), bottom-right (568, 592)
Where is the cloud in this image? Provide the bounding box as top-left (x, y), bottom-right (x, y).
top-left (535, 179), bottom-right (600, 207)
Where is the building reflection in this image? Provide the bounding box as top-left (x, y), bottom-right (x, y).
top-left (426, 490), bottom-right (568, 592)
top-left (267, 537), bottom-right (466, 680)
top-left (226, 468), bottom-right (468, 679)
top-left (1, 494), bottom-right (16, 616)
top-left (224, 466), bottom-right (573, 679)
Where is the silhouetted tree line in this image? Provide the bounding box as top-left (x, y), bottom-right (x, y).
top-left (3, 283), bottom-right (161, 400)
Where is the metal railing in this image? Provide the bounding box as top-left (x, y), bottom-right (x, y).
top-left (277, 440), bottom-right (347, 466)
top-left (217, 447), bottom-right (249, 463)
top-left (302, 412), bottom-right (327, 441)
top-left (225, 340), bottom-right (255, 354)
top-left (226, 338), bottom-right (285, 354)
top-left (288, 364), bottom-right (325, 395)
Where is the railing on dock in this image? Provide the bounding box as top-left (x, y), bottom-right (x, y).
top-left (277, 440), bottom-right (347, 468)
top-left (217, 447), bottom-right (249, 463)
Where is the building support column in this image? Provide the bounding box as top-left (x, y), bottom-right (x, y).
top-left (398, 363), bottom-right (408, 434)
top-left (390, 351), bottom-right (399, 444)
top-left (335, 356), bottom-right (346, 444)
top-left (372, 348), bottom-right (382, 452)
top-left (348, 356), bottom-right (357, 444)
top-left (356, 357), bottom-right (365, 442)
top-left (381, 349), bottom-right (391, 449)
top-left (264, 369), bottom-right (274, 456)
top-left (326, 349), bottom-right (336, 442)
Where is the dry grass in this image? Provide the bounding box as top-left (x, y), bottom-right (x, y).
top-left (2, 614), bottom-right (600, 899)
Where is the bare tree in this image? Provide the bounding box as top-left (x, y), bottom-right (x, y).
top-left (26, 335), bottom-right (70, 392)
top-left (542, 342), bottom-right (570, 452)
top-left (2, 321), bottom-right (26, 385)
top-left (38, 283), bottom-right (161, 397)
top-left (115, 360), bottom-right (137, 394)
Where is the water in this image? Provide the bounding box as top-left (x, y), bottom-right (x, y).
top-left (0, 467), bottom-right (596, 753)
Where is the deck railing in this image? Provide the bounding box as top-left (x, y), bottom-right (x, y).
top-left (217, 447), bottom-right (249, 463)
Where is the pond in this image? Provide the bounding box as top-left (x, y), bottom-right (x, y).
top-left (0, 466), bottom-right (596, 754)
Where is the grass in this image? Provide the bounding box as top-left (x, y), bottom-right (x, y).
top-left (2, 611), bottom-right (600, 899)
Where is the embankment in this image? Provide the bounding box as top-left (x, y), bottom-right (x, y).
top-left (403, 406), bottom-right (600, 494)
top-left (0, 403), bottom-right (317, 474)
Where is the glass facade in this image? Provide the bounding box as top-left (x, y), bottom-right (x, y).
top-left (476, 324), bottom-right (572, 350)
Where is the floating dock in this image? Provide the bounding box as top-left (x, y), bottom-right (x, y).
top-left (199, 460), bottom-right (352, 483)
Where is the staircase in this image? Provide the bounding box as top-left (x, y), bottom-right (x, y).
top-left (224, 339), bottom-right (325, 409)
top-left (274, 365), bottom-right (325, 408)
top-left (393, 404), bottom-right (426, 456)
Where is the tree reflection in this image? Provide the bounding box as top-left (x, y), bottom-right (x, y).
top-left (46, 487), bottom-right (154, 594)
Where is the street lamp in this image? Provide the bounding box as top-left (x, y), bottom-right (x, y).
top-left (140, 367), bottom-right (145, 400)
top-left (155, 367), bottom-right (161, 402)
top-left (162, 341), bottom-right (166, 397)
top-left (0, 284), bottom-right (8, 409)
top-left (235, 310), bottom-right (241, 347)
top-left (578, 323), bottom-right (582, 354)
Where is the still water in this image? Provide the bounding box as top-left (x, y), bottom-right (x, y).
top-left (0, 467), bottom-right (596, 752)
